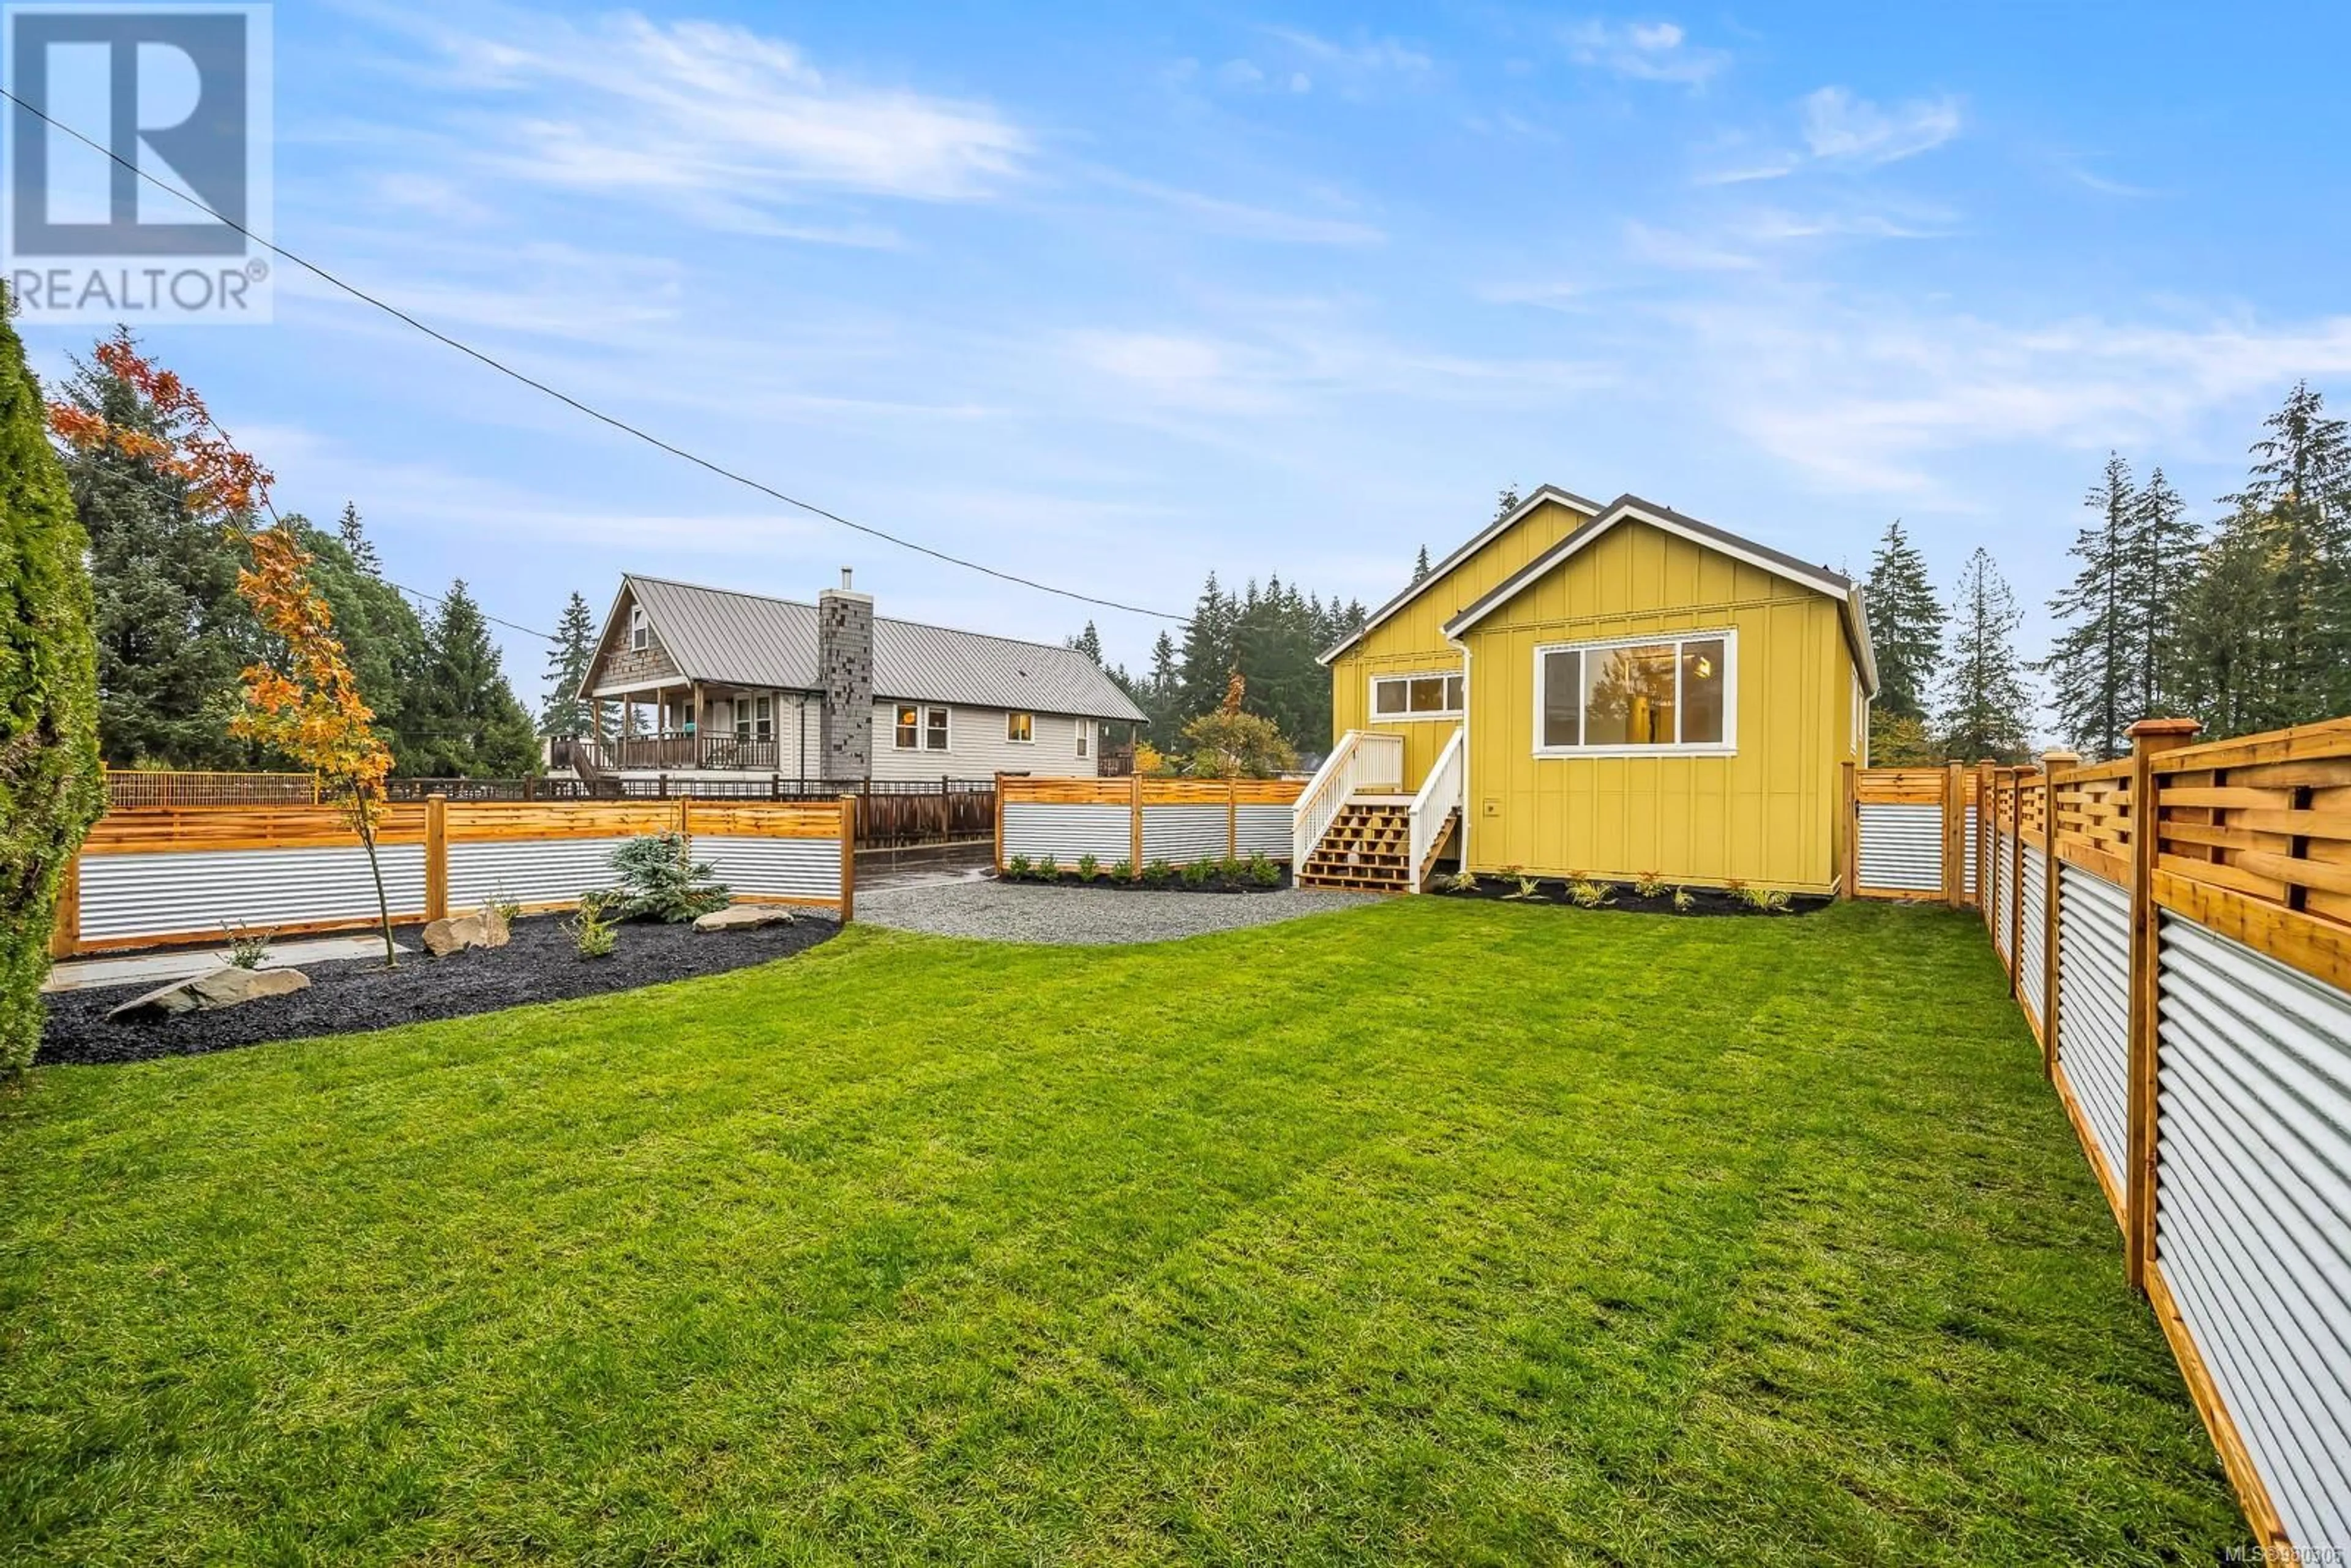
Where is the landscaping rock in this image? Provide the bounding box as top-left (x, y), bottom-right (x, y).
top-left (423, 907), bottom-right (511, 956)
top-left (108, 965), bottom-right (310, 1021)
top-left (694, 903), bottom-right (798, 932)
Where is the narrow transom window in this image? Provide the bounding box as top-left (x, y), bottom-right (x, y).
top-left (1537, 634), bottom-right (1731, 753)
top-left (628, 605), bottom-right (649, 653)
top-left (1370, 670), bottom-right (1465, 719)
top-left (1007, 711), bottom-right (1034, 743)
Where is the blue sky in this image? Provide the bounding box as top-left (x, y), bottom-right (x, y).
top-left (20, 1), bottom-right (2351, 717)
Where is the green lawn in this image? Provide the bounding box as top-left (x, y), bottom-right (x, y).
top-left (1, 900), bottom-right (2240, 1564)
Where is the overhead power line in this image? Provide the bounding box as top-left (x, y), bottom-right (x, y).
top-left (0, 84), bottom-right (1188, 626)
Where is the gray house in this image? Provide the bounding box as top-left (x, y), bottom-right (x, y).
top-left (573, 571), bottom-right (1146, 785)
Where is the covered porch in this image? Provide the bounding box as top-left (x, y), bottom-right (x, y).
top-left (583, 681), bottom-right (812, 773)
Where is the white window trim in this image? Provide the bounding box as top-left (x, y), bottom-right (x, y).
top-left (892, 703), bottom-right (951, 752)
top-left (628, 605), bottom-right (650, 653)
top-left (1369, 669), bottom-right (1466, 723)
top-left (1531, 628), bottom-right (1738, 758)
top-left (1076, 721), bottom-right (1090, 757)
top-left (1006, 710), bottom-right (1035, 745)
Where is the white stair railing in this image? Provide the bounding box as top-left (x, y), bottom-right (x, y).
top-left (1406, 727), bottom-right (1466, 892)
top-left (1292, 730), bottom-right (1404, 866)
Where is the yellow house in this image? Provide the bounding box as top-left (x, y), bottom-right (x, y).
top-left (1300, 487), bottom-right (1877, 896)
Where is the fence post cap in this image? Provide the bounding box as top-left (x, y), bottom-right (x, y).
top-left (2127, 716), bottom-right (2202, 741)
top-left (2038, 749), bottom-right (2081, 768)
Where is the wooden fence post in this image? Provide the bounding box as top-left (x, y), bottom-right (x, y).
top-left (424, 793), bottom-right (449, 924)
top-left (2039, 751), bottom-right (2080, 1078)
top-left (678, 795), bottom-right (692, 837)
top-left (49, 853), bottom-right (80, 960)
top-left (838, 794), bottom-right (857, 923)
top-left (1943, 761), bottom-right (1965, 908)
top-left (992, 773), bottom-right (1006, 871)
top-left (2009, 770), bottom-right (2028, 991)
top-left (1228, 778), bottom-right (1240, 861)
top-left (2124, 716), bottom-right (2202, 1291)
top-left (1976, 762), bottom-right (1995, 927)
top-left (1130, 773), bottom-right (1144, 877)
top-left (1838, 761), bottom-right (1858, 898)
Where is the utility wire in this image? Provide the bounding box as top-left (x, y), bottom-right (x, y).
top-left (0, 84), bottom-right (1188, 625)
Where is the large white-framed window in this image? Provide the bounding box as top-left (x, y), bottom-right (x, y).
top-left (1370, 670), bottom-right (1465, 721)
top-left (1006, 711), bottom-right (1035, 744)
top-left (894, 704), bottom-right (951, 751)
top-left (1534, 631), bottom-right (1735, 756)
top-left (628, 605), bottom-right (650, 652)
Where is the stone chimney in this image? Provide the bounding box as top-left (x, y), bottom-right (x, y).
top-left (817, 568), bottom-right (874, 783)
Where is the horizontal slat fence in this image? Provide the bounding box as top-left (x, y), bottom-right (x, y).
top-left (997, 776), bottom-right (1305, 875)
top-left (1850, 732), bottom-right (2351, 1550)
top-left (51, 795), bottom-right (856, 955)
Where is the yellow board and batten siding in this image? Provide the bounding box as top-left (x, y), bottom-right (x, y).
top-left (1457, 520), bottom-right (1861, 893)
top-left (1329, 494), bottom-right (1594, 790)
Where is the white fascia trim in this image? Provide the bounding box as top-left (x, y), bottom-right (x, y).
top-left (1318, 484), bottom-right (1602, 666)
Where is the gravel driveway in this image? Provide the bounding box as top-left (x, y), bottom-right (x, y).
top-left (856, 878), bottom-right (1376, 945)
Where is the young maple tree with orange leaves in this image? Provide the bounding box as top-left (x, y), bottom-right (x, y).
top-left (48, 337), bottom-right (405, 964)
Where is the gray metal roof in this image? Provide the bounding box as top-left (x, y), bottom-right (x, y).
top-left (617, 575), bottom-right (1147, 721)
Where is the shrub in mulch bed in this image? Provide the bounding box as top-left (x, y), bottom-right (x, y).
top-left (996, 853), bottom-right (1291, 895)
top-left (38, 913), bottom-right (837, 1068)
top-left (1430, 872), bottom-right (1831, 917)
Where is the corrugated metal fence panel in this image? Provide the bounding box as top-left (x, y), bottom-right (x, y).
top-left (1858, 803), bottom-right (1943, 893)
top-left (2156, 917), bottom-right (2351, 1551)
top-left (447, 838), bottom-right (633, 911)
top-left (696, 835), bottom-right (841, 901)
top-left (1142, 804), bottom-right (1230, 865)
top-left (1001, 802), bottom-right (1131, 864)
top-left (1989, 831), bottom-right (2012, 961)
top-left (1236, 803), bottom-right (1294, 861)
top-left (1963, 806), bottom-right (1979, 898)
top-left (79, 844), bottom-right (427, 942)
top-left (2056, 863), bottom-right (2131, 1193)
top-left (2020, 847), bottom-right (2049, 1024)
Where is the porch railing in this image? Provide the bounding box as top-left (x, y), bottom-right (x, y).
top-left (1406, 727), bottom-right (1466, 892)
top-left (1291, 730), bottom-right (1404, 866)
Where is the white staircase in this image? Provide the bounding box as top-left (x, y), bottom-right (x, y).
top-left (1293, 727), bottom-right (1463, 894)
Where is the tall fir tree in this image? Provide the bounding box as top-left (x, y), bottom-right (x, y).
top-left (283, 511), bottom-right (432, 771)
top-left (541, 591), bottom-right (599, 737)
top-left (2122, 467), bottom-right (2202, 723)
top-left (1939, 547), bottom-right (2034, 762)
top-left (2175, 505), bottom-right (2279, 740)
top-left (2039, 453), bottom-right (2136, 759)
top-left (336, 500), bottom-right (380, 574)
top-left (407, 580), bottom-right (539, 776)
top-left (1411, 545), bottom-right (1431, 583)
top-left (52, 329), bottom-right (258, 768)
top-left (1861, 519), bottom-right (1945, 725)
top-left (2223, 380), bottom-right (2350, 727)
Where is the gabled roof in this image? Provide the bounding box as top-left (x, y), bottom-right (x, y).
top-left (1319, 484), bottom-right (1602, 664)
top-left (1441, 494), bottom-right (1880, 696)
top-left (596, 574), bottom-right (1147, 722)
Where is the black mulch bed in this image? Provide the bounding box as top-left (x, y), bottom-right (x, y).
top-left (39, 912), bottom-right (838, 1068)
top-left (1431, 875), bottom-right (1832, 917)
top-left (992, 868), bottom-right (1294, 896)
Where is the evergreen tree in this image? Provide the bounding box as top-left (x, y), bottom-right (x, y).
top-left (2123, 467), bottom-right (2202, 722)
top-left (2230, 381), bottom-right (2349, 724)
top-left (541, 591), bottom-right (598, 737)
top-left (1495, 486), bottom-right (1523, 522)
top-left (1411, 546), bottom-right (1431, 583)
top-left (336, 500), bottom-right (380, 574)
top-left (2039, 453), bottom-right (2135, 760)
top-left (1142, 629), bottom-right (1182, 740)
top-left (0, 302), bottom-right (104, 1072)
top-left (2175, 506), bottom-right (2279, 740)
top-left (1861, 519), bottom-right (1944, 724)
top-left (1939, 548), bottom-right (2034, 763)
top-left (407, 580), bottom-right (539, 776)
top-left (1066, 621), bottom-right (1106, 666)
top-left (53, 330), bottom-right (258, 768)
top-left (282, 511), bottom-right (433, 771)
top-left (1176, 573), bottom-right (1234, 722)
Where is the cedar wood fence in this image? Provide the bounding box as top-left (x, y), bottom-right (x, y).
top-left (1849, 719), bottom-right (2351, 1554)
top-left (51, 795), bottom-right (857, 957)
top-left (103, 771), bottom-right (991, 850)
top-left (994, 776), bottom-right (1305, 871)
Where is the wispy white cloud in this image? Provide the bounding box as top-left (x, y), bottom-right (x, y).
top-left (368, 5), bottom-right (1029, 232)
top-left (1099, 173), bottom-right (1385, 246)
top-left (1561, 19), bottom-right (1727, 86)
top-left (1799, 87), bottom-right (1962, 165)
top-left (1697, 87), bottom-right (1962, 185)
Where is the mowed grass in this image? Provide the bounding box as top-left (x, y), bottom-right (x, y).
top-left (1, 900), bottom-right (2240, 1564)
